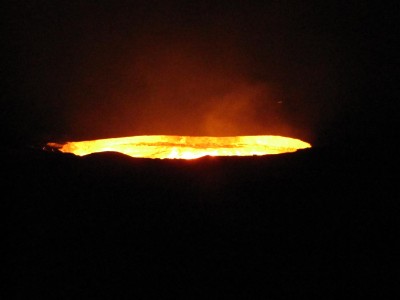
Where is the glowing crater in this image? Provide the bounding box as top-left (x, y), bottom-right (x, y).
top-left (47, 135), bottom-right (311, 159)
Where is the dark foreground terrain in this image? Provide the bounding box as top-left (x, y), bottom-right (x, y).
top-left (5, 145), bottom-right (397, 298)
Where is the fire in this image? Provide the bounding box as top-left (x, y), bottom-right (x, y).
top-left (47, 135), bottom-right (311, 159)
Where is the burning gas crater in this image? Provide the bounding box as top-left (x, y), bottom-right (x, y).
top-left (47, 135), bottom-right (311, 159)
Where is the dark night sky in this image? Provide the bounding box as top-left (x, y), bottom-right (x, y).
top-left (2, 0), bottom-right (397, 148)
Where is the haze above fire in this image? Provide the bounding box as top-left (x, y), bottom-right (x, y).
top-left (68, 28), bottom-right (313, 142)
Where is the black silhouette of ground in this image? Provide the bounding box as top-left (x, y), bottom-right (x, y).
top-left (5, 145), bottom-right (396, 298)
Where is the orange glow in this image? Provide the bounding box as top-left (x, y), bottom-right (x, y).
top-left (47, 135), bottom-right (311, 159)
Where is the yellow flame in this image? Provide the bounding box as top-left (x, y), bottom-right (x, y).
top-left (47, 135), bottom-right (311, 159)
